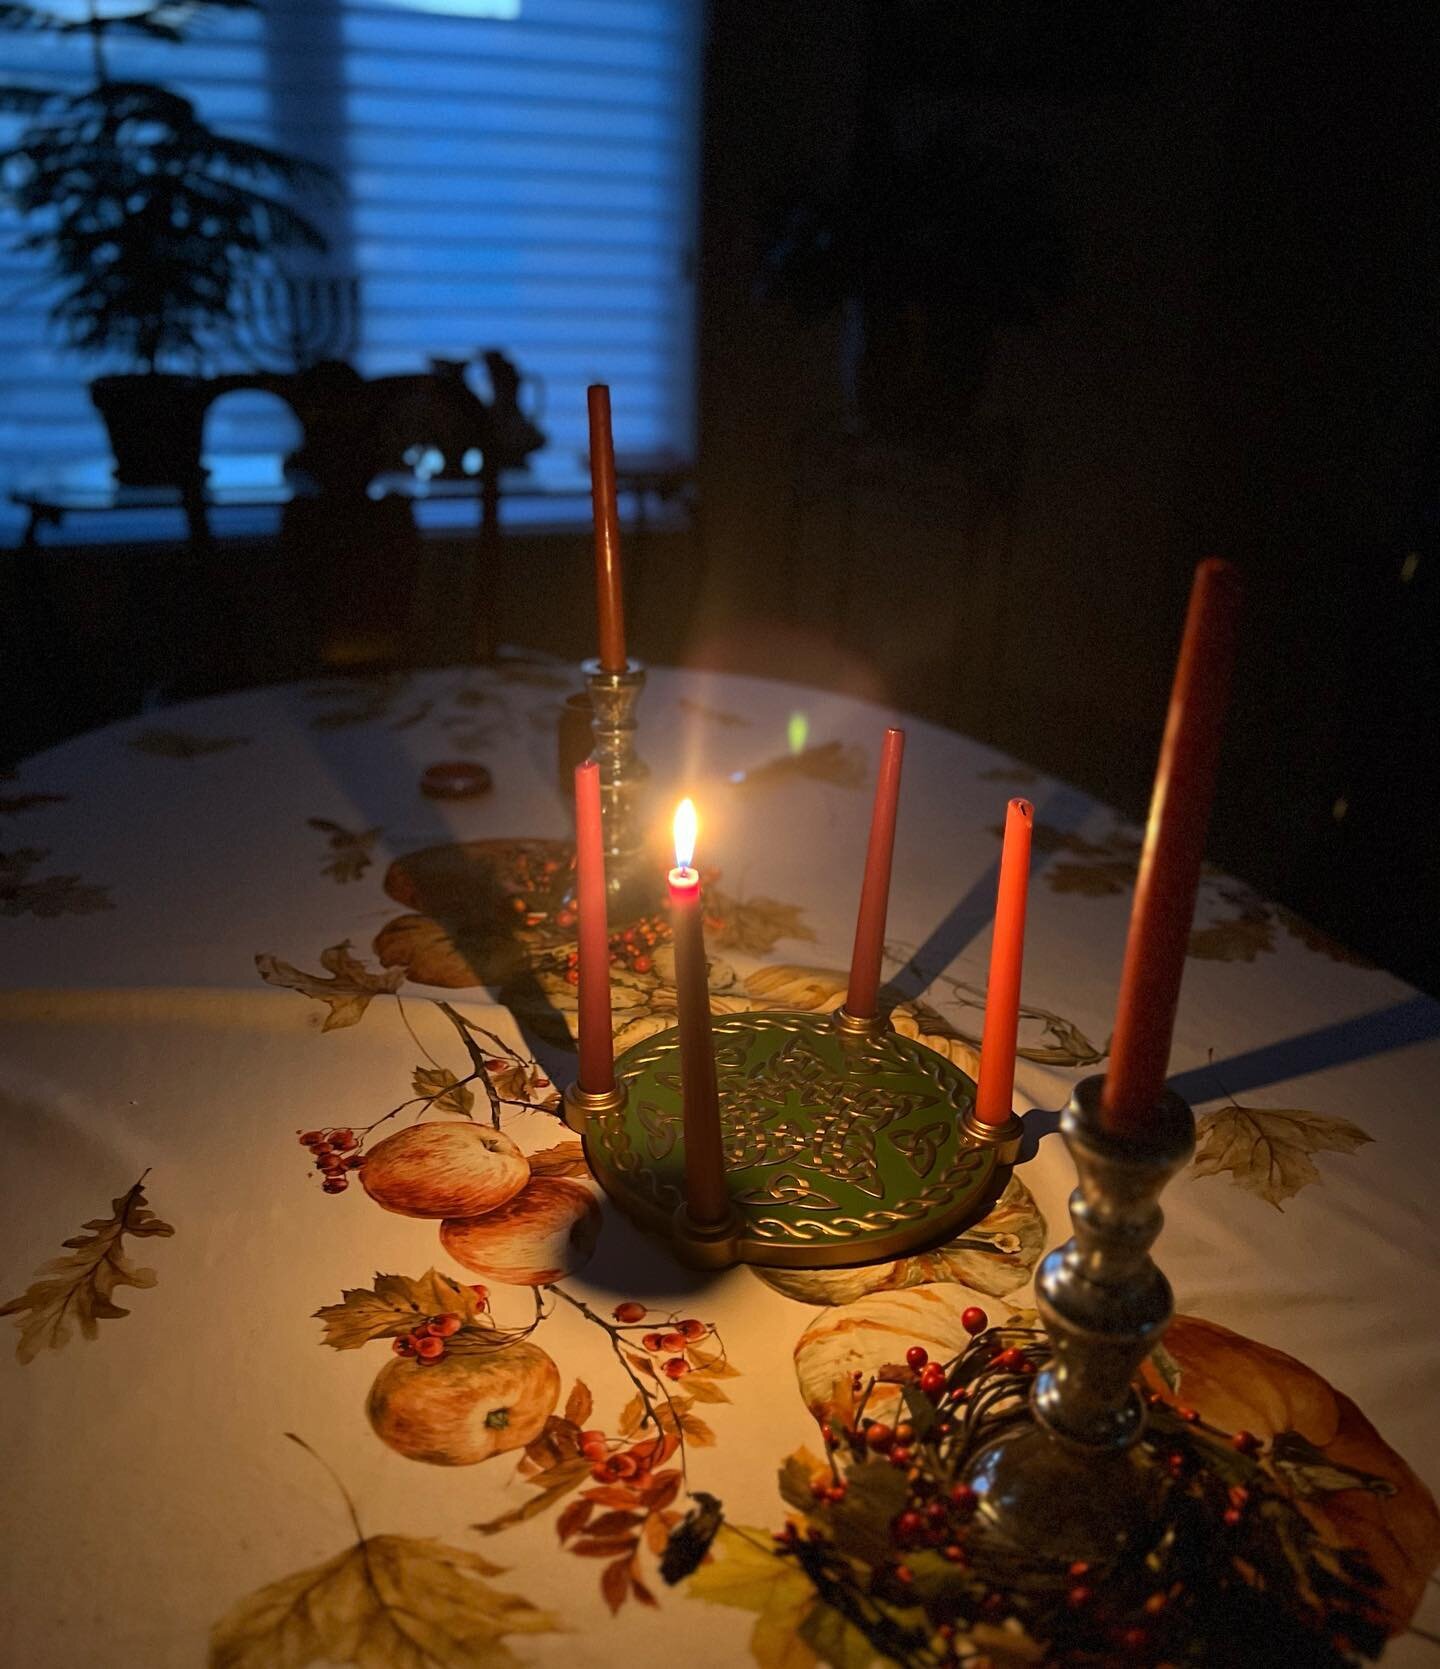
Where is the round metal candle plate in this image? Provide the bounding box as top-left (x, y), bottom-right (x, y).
top-left (585, 1011), bottom-right (1002, 1269)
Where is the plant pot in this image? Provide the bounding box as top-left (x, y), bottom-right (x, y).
top-left (90, 373), bottom-right (211, 488)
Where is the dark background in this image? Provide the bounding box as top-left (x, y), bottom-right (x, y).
top-left (4, 0), bottom-right (1437, 993)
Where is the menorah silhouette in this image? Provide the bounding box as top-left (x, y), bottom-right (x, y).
top-left (234, 273), bottom-right (359, 371)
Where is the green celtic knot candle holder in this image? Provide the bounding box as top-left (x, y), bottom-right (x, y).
top-left (565, 1010), bottom-right (1009, 1269)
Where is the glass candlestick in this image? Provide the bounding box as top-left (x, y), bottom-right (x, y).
top-left (582, 656), bottom-right (650, 914)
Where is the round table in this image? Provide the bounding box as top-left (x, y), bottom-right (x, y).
top-left (2, 659), bottom-right (1437, 1666)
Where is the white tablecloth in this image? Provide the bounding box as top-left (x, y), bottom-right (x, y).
top-left (2, 659), bottom-right (1437, 1665)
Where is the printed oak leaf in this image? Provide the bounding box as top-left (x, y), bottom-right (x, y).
top-left (255, 940), bottom-right (403, 1030)
top-left (209, 1533), bottom-right (558, 1669)
top-left (413, 1065), bottom-right (476, 1119)
top-left (314, 1270), bottom-right (483, 1350)
top-left (0, 1173), bottom-right (173, 1363)
top-left (1191, 1104), bottom-right (1373, 1209)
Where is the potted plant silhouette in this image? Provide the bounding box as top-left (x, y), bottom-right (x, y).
top-left (0, 1), bottom-right (334, 487)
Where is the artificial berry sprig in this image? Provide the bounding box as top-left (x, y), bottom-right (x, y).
top-left (767, 1315), bottom-right (1388, 1669)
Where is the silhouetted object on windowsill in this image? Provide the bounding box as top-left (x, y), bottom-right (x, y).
top-left (233, 275), bottom-right (360, 372)
top-left (0, 1), bottom-right (336, 492)
top-left (758, 7), bottom-right (1071, 446)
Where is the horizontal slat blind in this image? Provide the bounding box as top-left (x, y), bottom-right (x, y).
top-left (0, 0), bottom-right (700, 540)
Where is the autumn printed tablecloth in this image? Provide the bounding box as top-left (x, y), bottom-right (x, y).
top-left (2, 658), bottom-right (1437, 1665)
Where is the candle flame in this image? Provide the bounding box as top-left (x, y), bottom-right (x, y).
top-left (673, 798), bottom-right (698, 870)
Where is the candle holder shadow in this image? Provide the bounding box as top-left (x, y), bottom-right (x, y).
top-left (566, 1010), bottom-right (1011, 1270)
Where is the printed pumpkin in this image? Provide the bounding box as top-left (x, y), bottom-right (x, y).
top-left (794, 1284), bottom-right (1012, 1428)
top-left (367, 1339), bottom-right (561, 1466)
top-left (1143, 1314), bottom-right (1440, 1633)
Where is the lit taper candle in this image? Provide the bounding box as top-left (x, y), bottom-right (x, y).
top-left (574, 760), bottom-right (614, 1094)
top-left (973, 797), bottom-right (1034, 1126)
top-left (667, 799), bottom-right (727, 1225)
top-left (844, 727), bottom-right (905, 1020)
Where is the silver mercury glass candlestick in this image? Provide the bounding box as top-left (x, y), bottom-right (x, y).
top-left (963, 1073), bottom-right (1196, 1561)
top-left (582, 655), bottom-right (650, 913)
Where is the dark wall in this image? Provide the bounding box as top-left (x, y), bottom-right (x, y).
top-left (694, 0), bottom-right (1439, 990)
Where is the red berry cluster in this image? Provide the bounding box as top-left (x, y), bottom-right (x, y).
top-left (560, 912), bottom-right (671, 985)
top-left (392, 1312), bottom-right (464, 1363)
top-left (609, 1301), bottom-right (709, 1381)
top-left (504, 850), bottom-right (569, 931)
top-left (298, 1128), bottom-right (363, 1193)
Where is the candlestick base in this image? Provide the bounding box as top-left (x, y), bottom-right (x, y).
top-left (959, 1105), bottom-right (1025, 1166)
top-left (581, 1009), bottom-right (1005, 1269)
top-left (830, 1005), bottom-right (890, 1042)
top-left (563, 1079), bottom-right (628, 1135)
top-left (959, 1074), bottom-right (1196, 1561)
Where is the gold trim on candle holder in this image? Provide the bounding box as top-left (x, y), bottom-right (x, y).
top-left (563, 1079), bottom-right (628, 1136)
top-left (960, 1106), bottom-right (1025, 1166)
top-left (831, 1005), bottom-right (891, 1041)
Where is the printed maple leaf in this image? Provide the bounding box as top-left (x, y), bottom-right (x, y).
top-left (128, 728), bottom-right (250, 758)
top-left (209, 1532), bottom-right (558, 1668)
top-left (0, 1173), bottom-right (174, 1363)
top-left (413, 1065), bottom-right (476, 1118)
top-left (314, 1270), bottom-right (484, 1350)
top-left (1191, 1104), bottom-right (1373, 1209)
top-left (707, 889), bottom-right (816, 955)
top-left (255, 940), bottom-right (403, 1030)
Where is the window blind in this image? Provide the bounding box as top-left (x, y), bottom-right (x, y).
top-left (0, 0), bottom-right (701, 539)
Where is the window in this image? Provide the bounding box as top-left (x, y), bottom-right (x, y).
top-left (0, 0), bottom-right (701, 540)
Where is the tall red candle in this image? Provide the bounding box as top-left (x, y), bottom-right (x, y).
top-left (1102, 558), bottom-right (1242, 1132)
top-left (974, 797), bottom-right (1034, 1126)
top-left (587, 384), bottom-right (627, 673)
top-left (845, 727), bottom-right (905, 1019)
top-left (574, 760), bottom-right (614, 1093)
top-left (667, 800), bottom-right (727, 1226)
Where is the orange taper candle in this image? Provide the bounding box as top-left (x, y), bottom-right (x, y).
top-left (844, 727), bottom-right (905, 1019)
top-left (587, 383), bottom-right (627, 673)
top-left (1102, 558), bottom-right (1242, 1133)
top-left (574, 760), bottom-right (614, 1093)
top-left (973, 797), bottom-right (1034, 1125)
top-left (668, 799), bottom-right (727, 1226)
